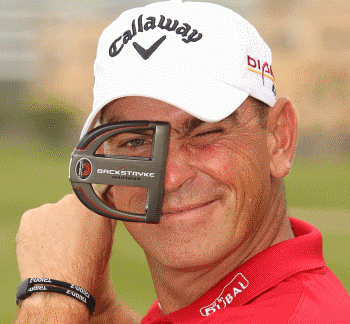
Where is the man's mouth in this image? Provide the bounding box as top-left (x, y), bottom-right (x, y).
top-left (161, 199), bottom-right (219, 217)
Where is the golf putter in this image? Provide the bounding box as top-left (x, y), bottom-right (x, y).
top-left (69, 121), bottom-right (169, 224)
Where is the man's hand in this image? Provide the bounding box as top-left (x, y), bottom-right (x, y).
top-left (15, 194), bottom-right (140, 323)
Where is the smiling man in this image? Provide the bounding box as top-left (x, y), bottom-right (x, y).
top-left (15, 1), bottom-right (350, 323)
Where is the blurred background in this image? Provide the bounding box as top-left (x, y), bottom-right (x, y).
top-left (1, 0), bottom-right (349, 321)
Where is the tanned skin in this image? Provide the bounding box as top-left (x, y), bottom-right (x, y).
top-left (15, 96), bottom-right (297, 323)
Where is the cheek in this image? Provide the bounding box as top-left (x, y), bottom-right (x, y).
top-left (189, 141), bottom-right (268, 186)
top-left (107, 186), bottom-right (148, 214)
top-left (188, 137), bottom-right (271, 211)
top-left (194, 141), bottom-right (271, 242)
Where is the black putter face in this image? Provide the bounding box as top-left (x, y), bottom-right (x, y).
top-left (69, 121), bottom-right (169, 224)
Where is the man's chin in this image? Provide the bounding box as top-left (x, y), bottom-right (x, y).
top-left (147, 242), bottom-right (236, 274)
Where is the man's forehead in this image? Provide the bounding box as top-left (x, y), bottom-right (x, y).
top-left (101, 96), bottom-right (244, 128)
top-left (103, 96), bottom-right (193, 120)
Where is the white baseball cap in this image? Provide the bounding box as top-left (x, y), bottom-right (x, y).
top-left (81, 0), bottom-right (276, 137)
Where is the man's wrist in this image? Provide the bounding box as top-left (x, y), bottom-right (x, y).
top-left (16, 293), bottom-right (90, 323)
top-left (16, 278), bottom-right (95, 314)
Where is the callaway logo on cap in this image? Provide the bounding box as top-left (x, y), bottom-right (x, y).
top-left (109, 11), bottom-right (203, 59)
top-left (81, 0), bottom-right (276, 137)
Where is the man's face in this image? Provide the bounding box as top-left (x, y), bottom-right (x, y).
top-left (101, 96), bottom-right (272, 270)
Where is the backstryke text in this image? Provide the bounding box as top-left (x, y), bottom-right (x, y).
top-left (97, 169), bottom-right (155, 178)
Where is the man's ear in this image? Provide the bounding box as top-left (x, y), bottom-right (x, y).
top-left (267, 97), bottom-right (298, 178)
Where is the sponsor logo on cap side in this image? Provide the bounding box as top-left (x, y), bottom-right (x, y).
top-left (272, 84), bottom-right (276, 96)
top-left (200, 273), bottom-right (249, 317)
top-left (109, 14), bottom-right (203, 58)
top-left (75, 158), bottom-right (92, 180)
top-left (247, 55), bottom-right (275, 86)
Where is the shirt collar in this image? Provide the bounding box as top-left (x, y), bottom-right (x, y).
top-left (143, 218), bottom-right (325, 324)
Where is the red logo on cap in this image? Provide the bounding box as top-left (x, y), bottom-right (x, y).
top-left (247, 55), bottom-right (275, 85)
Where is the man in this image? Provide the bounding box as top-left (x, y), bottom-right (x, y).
top-left (15, 0), bottom-right (350, 323)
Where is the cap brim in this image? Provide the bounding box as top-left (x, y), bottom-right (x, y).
top-left (81, 72), bottom-right (249, 138)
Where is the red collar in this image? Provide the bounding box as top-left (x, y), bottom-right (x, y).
top-left (143, 218), bottom-right (325, 324)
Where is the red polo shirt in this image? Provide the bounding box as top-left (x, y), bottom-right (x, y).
top-left (141, 218), bottom-right (350, 323)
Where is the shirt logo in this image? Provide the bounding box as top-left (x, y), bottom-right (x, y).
top-left (200, 273), bottom-right (249, 317)
top-left (109, 14), bottom-right (203, 59)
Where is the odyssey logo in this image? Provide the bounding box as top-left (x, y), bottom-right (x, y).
top-left (75, 158), bottom-right (92, 180)
top-left (109, 14), bottom-right (203, 59)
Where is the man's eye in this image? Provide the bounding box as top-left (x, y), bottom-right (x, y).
top-left (187, 128), bottom-right (224, 148)
top-left (125, 139), bottom-right (147, 147)
top-left (194, 128), bottom-right (223, 138)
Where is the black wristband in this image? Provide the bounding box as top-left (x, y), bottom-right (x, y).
top-left (16, 278), bottom-right (95, 315)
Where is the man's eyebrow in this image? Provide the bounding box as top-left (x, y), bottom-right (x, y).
top-left (103, 112), bottom-right (206, 135)
top-left (179, 117), bottom-right (206, 135)
top-left (179, 110), bottom-right (239, 135)
top-left (126, 129), bottom-right (153, 135)
top-left (102, 113), bottom-right (121, 124)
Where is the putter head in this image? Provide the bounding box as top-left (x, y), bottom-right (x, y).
top-left (69, 121), bottom-right (169, 224)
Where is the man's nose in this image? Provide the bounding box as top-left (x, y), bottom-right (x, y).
top-left (163, 143), bottom-right (196, 192)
